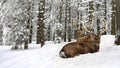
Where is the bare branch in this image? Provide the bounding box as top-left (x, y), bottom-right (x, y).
top-left (100, 19), bottom-right (107, 35)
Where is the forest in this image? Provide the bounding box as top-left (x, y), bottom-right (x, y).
top-left (0, 0), bottom-right (120, 68)
top-left (0, 0), bottom-right (120, 49)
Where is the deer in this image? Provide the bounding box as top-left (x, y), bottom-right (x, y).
top-left (59, 19), bottom-right (107, 58)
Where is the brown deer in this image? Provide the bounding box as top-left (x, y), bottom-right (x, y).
top-left (59, 19), bottom-right (107, 58)
top-left (81, 19), bottom-right (107, 53)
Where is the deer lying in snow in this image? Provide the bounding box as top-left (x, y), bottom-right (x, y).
top-left (59, 19), bottom-right (106, 58)
top-left (59, 34), bottom-right (100, 58)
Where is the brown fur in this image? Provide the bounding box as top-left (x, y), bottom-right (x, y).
top-left (59, 42), bottom-right (84, 58)
top-left (77, 34), bottom-right (100, 53)
top-left (59, 33), bottom-right (100, 58)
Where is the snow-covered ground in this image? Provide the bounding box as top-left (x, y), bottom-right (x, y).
top-left (0, 35), bottom-right (120, 68)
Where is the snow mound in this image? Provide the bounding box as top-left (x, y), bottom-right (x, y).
top-left (100, 35), bottom-right (115, 48)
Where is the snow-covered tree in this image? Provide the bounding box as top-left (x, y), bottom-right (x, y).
top-left (0, 0), bottom-right (35, 49)
top-left (37, 0), bottom-right (45, 47)
top-left (0, 0), bottom-right (118, 46)
top-left (44, 0), bottom-right (64, 43)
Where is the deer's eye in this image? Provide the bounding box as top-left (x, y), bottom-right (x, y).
top-left (97, 41), bottom-right (100, 43)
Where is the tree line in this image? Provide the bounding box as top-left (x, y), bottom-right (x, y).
top-left (0, 0), bottom-right (119, 49)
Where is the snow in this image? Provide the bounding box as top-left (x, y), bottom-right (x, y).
top-left (100, 35), bottom-right (115, 48)
top-left (0, 35), bottom-right (120, 68)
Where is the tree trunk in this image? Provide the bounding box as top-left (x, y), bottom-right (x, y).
top-left (29, 25), bottom-right (33, 43)
top-left (23, 5), bottom-right (32, 49)
top-left (111, 0), bottom-right (116, 35)
top-left (29, 3), bottom-right (34, 44)
top-left (59, 0), bottom-right (63, 24)
top-left (103, 0), bottom-right (107, 35)
top-left (115, 0), bottom-right (120, 45)
top-left (97, 18), bottom-right (100, 35)
top-left (0, 25), bottom-right (3, 45)
top-left (68, 0), bottom-right (71, 42)
top-left (37, 0), bottom-right (45, 47)
top-left (24, 39), bottom-right (28, 49)
top-left (64, 0), bottom-right (68, 42)
top-left (47, 25), bottom-right (51, 41)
